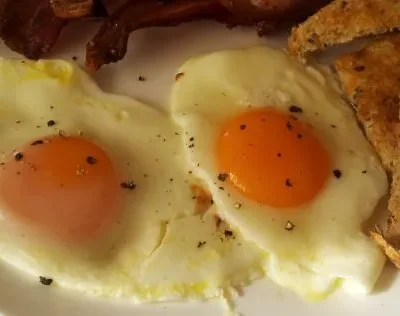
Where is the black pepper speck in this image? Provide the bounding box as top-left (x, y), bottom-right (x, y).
top-left (121, 181), bottom-right (136, 190)
top-left (47, 120), bottom-right (56, 127)
top-left (31, 140), bottom-right (44, 146)
top-left (86, 156), bottom-right (97, 165)
top-left (39, 276), bottom-right (53, 286)
top-left (333, 169), bottom-right (342, 178)
top-left (14, 152), bottom-right (23, 161)
top-left (285, 178), bottom-right (293, 187)
top-left (224, 230), bottom-right (234, 239)
top-left (218, 173), bottom-right (228, 182)
top-left (289, 105), bottom-right (303, 113)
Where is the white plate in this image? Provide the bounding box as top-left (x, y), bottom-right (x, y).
top-left (0, 21), bottom-right (398, 316)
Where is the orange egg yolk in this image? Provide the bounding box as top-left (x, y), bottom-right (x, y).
top-left (0, 135), bottom-right (122, 243)
top-left (217, 109), bottom-right (332, 208)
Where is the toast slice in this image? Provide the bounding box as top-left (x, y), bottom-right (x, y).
top-left (335, 34), bottom-right (400, 267)
top-left (335, 34), bottom-right (400, 172)
top-left (288, 0), bottom-right (400, 58)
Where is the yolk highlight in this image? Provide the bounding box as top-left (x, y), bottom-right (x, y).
top-left (217, 109), bottom-right (331, 208)
top-left (0, 135), bottom-right (122, 243)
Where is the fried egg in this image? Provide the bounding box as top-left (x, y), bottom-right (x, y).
top-left (170, 46), bottom-right (388, 299)
top-left (0, 59), bottom-right (265, 301)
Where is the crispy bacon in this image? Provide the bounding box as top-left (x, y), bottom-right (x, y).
top-left (49, 0), bottom-right (107, 19)
top-left (0, 0), bottom-right (331, 66)
top-left (0, 0), bottom-right (66, 59)
top-left (86, 0), bottom-right (224, 71)
top-left (85, 0), bottom-right (331, 70)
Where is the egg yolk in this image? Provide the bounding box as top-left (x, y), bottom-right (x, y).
top-left (217, 109), bottom-right (331, 208)
top-left (0, 135), bottom-right (122, 243)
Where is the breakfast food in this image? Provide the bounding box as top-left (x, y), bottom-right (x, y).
top-left (50, 0), bottom-right (107, 19)
top-left (170, 46), bottom-right (388, 298)
top-left (0, 0), bottom-right (66, 60)
top-left (334, 34), bottom-right (400, 173)
top-left (85, 0), bottom-right (225, 71)
top-left (335, 34), bottom-right (400, 267)
top-left (1, 0), bottom-right (400, 312)
top-left (0, 59), bottom-right (265, 301)
top-left (285, 0), bottom-right (400, 271)
top-left (0, 0), bottom-right (329, 68)
top-left (288, 0), bottom-right (400, 59)
top-left (86, 0), bottom-right (331, 70)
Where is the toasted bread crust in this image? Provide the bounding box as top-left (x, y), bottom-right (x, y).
top-left (335, 35), bottom-right (400, 267)
top-left (371, 231), bottom-right (400, 269)
top-left (288, 0), bottom-right (400, 58)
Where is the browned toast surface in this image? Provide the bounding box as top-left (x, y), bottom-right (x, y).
top-left (335, 34), bottom-right (400, 172)
top-left (335, 34), bottom-right (400, 267)
top-left (288, 0), bottom-right (400, 58)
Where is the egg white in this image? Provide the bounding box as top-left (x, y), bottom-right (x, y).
top-left (0, 59), bottom-right (265, 301)
top-left (170, 46), bottom-right (388, 299)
